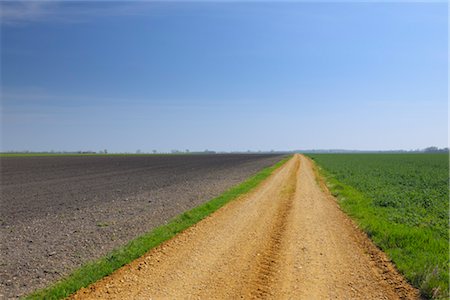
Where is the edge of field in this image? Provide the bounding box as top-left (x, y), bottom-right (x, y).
top-left (24, 156), bottom-right (291, 300)
top-left (0, 153), bottom-right (288, 158)
top-left (306, 155), bottom-right (448, 300)
top-left (1, 153), bottom-right (223, 157)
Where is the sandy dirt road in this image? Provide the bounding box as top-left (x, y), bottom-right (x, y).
top-left (72, 154), bottom-right (419, 299)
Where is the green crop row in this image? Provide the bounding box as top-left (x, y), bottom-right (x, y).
top-left (307, 153), bottom-right (449, 299)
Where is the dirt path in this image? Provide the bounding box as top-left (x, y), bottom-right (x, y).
top-left (72, 155), bottom-right (420, 299)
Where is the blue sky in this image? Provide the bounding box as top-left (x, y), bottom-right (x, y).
top-left (1, 1), bottom-right (447, 152)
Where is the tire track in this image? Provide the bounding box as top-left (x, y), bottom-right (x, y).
top-left (246, 162), bottom-right (297, 298)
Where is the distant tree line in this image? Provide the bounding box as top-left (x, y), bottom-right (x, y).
top-left (298, 147), bottom-right (449, 154)
top-left (2, 147), bottom-right (448, 155)
top-left (423, 147), bottom-right (449, 153)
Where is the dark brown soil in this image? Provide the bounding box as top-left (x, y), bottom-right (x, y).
top-left (0, 154), bottom-right (283, 299)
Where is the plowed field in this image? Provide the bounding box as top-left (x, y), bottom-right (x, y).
top-left (0, 154), bottom-right (283, 298)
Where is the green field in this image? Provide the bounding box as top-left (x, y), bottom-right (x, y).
top-left (307, 153), bottom-right (449, 299)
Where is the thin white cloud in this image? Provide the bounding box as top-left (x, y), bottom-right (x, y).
top-left (3, 0), bottom-right (444, 26)
top-left (0, 1), bottom-right (58, 25)
top-left (0, 1), bottom-right (164, 26)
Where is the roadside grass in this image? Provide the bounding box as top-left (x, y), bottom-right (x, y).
top-left (308, 154), bottom-right (449, 299)
top-left (24, 156), bottom-right (290, 300)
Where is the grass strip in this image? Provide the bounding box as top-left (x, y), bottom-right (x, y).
top-left (25, 156), bottom-right (290, 300)
top-left (308, 158), bottom-right (448, 300)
